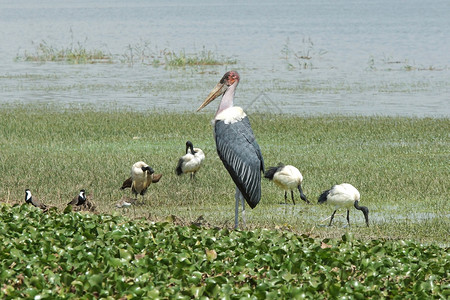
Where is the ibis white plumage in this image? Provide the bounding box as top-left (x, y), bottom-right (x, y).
top-left (264, 163), bottom-right (310, 205)
top-left (175, 141), bottom-right (205, 179)
top-left (197, 71), bottom-right (264, 229)
top-left (121, 161), bottom-right (162, 201)
top-left (318, 183), bottom-right (369, 227)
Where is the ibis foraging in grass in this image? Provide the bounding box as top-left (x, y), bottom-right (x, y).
top-left (197, 71), bottom-right (265, 229)
top-left (318, 183), bottom-right (369, 227)
top-left (175, 141), bottom-right (205, 179)
top-left (24, 189), bottom-right (47, 211)
top-left (264, 163), bottom-right (310, 205)
top-left (121, 161), bottom-right (162, 201)
top-left (67, 189), bottom-right (87, 206)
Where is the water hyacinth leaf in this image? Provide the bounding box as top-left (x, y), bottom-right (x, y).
top-left (0, 204), bottom-right (448, 298)
top-left (119, 249), bottom-right (133, 261)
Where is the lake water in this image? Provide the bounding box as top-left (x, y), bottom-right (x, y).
top-left (0, 0), bottom-right (449, 117)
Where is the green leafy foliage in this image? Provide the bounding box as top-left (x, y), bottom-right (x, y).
top-left (1, 204), bottom-right (448, 298)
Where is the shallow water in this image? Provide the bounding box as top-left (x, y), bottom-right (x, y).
top-left (1, 0), bottom-right (449, 116)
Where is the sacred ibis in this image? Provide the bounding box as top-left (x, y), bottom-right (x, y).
top-left (175, 141), bottom-right (205, 179)
top-left (264, 163), bottom-right (310, 205)
top-left (318, 183), bottom-right (369, 227)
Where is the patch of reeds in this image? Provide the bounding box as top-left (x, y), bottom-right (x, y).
top-left (16, 40), bottom-right (113, 64)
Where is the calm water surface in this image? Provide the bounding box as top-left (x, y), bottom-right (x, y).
top-left (0, 0), bottom-right (449, 116)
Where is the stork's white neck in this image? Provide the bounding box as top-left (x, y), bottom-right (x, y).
top-left (215, 81), bottom-right (237, 117)
top-left (215, 106), bottom-right (247, 124)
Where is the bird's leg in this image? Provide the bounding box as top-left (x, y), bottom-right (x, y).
top-left (291, 190), bottom-right (296, 205)
top-left (346, 210), bottom-right (350, 227)
top-left (234, 187), bottom-right (246, 229)
top-left (329, 210), bottom-right (337, 226)
top-left (234, 187), bottom-right (240, 229)
top-left (284, 191), bottom-right (288, 204)
top-left (241, 196), bottom-right (246, 228)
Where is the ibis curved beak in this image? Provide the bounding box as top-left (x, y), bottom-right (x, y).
top-left (197, 82), bottom-right (228, 111)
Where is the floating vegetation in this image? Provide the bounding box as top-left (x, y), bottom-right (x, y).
top-left (0, 204), bottom-right (448, 298)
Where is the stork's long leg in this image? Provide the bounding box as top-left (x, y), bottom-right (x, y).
top-left (234, 186), bottom-right (246, 229)
top-left (291, 190), bottom-right (296, 205)
top-left (241, 195), bottom-right (246, 228)
top-left (346, 210), bottom-right (350, 226)
top-left (235, 186), bottom-right (240, 229)
top-left (329, 210), bottom-right (337, 226)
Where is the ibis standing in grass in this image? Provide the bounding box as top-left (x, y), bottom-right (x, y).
top-left (264, 163), bottom-right (310, 205)
top-left (318, 183), bottom-right (369, 227)
top-left (197, 71), bottom-right (265, 229)
top-left (121, 161), bottom-right (162, 202)
top-left (175, 141), bottom-right (205, 179)
top-left (24, 189), bottom-right (47, 211)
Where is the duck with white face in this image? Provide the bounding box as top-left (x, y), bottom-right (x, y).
top-left (121, 161), bottom-right (162, 202)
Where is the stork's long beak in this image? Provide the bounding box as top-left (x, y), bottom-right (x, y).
top-left (196, 82), bottom-right (228, 111)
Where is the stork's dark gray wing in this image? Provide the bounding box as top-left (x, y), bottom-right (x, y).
top-left (215, 116), bottom-right (264, 209)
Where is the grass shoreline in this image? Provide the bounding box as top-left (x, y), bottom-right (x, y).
top-left (0, 105), bottom-right (449, 245)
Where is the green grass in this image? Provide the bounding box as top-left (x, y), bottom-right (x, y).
top-left (0, 105), bottom-right (449, 245)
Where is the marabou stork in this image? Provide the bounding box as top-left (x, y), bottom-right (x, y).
top-left (264, 163), bottom-right (310, 205)
top-left (67, 189), bottom-right (87, 206)
top-left (197, 71), bottom-right (265, 229)
top-left (175, 141), bottom-right (205, 179)
top-left (318, 183), bottom-right (369, 227)
top-left (24, 189), bottom-right (47, 211)
top-left (120, 161), bottom-right (162, 201)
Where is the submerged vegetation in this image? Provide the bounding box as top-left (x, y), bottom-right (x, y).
top-left (1, 204), bottom-right (448, 299)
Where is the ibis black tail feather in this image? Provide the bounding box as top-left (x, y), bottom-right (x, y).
top-left (175, 158), bottom-right (184, 176)
top-left (318, 189), bottom-right (330, 204)
top-left (264, 163), bottom-right (285, 180)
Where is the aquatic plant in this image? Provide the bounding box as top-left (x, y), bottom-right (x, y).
top-left (162, 46), bottom-right (237, 68)
top-left (281, 37), bottom-right (327, 70)
top-left (0, 204), bottom-right (448, 298)
top-left (16, 40), bottom-right (112, 64)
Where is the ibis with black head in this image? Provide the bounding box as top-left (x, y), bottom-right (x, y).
top-left (318, 183), bottom-right (369, 227)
